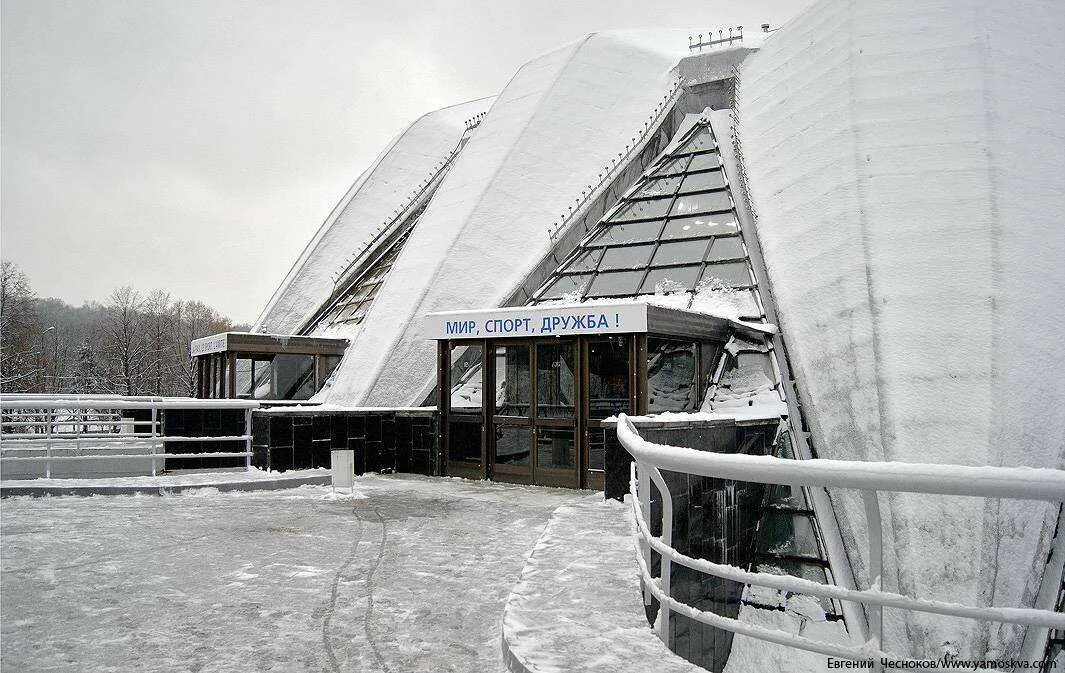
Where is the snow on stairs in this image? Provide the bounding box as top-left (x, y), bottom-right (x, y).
top-left (501, 494), bottom-right (703, 673)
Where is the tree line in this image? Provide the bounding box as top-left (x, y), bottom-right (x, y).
top-left (1, 261), bottom-right (240, 396)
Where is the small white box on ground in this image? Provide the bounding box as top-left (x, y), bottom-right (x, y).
top-left (330, 449), bottom-right (355, 494)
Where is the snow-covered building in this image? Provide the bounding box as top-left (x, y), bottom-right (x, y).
top-left (189, 0), bottom-right (1065, 670)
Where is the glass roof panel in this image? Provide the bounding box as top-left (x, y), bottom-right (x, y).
top-left (611, 197), bottom-right (672, 222)
top-left (671, 191), bottom-right (732, 216)
top-left (676, 127), bottom-right (717, 154)
top-left (539, 274), bottom-right (591, 300)
top-left (700, 261), bottom-right (752, 287)
top-left (564, 248), bottom-right (602, 273)
top-left (640, 265), bottom-right (702, 294)
top-left (756, 512), bottom-right (821, 559)
top-left (649, 155), bottom-right (690, 177)
top-left (679, 169), bottom-right (727, 194)
top-left (661, 213), bottom-right (739, 239)
top-left (706, 236), bottom-right (746, 261)
top-left (587, 270), bottom-right (645, 296)
top-left (634, 175), bottom-right (682, 198)
top-left (598, 243), bottom-right (656, 270)
top-left (687, 152), bottom-right (722, 172)
top-left (588, 221), bottom-right (663, 246)
top-left (651, 239), bottom-right (712, 266)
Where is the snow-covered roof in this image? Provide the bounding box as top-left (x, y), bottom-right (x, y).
top-left (320, 30), bottom-right (691, 406)
top-left (737, 0), bottom-right (1065, 658)
top-left (254, 97), bottom-right (493, 334)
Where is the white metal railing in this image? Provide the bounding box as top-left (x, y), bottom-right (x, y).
top-left (1, 395), bottom-right (260, 479)
top-left (616, 413), bottom-right (1065, 667)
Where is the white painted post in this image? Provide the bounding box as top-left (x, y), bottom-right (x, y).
top-left (862, 489), bottom-right (884, 668)
top-left (331, 449), bottom-right (355, 495)
top-left (635, 460), bottom-right (653, 607)
top-left (244, 408), bottom-right (253, 472)
top-left (149, 407), bottom-right (158, 477)
top-left (649, 466), bottom-right (673, 643)
top-left (44, 410), bottom-right (53, 479)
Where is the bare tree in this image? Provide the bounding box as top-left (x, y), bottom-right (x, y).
top-left (1, 262), bottom-right (44, 392)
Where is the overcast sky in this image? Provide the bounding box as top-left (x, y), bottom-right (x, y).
top-left (2, 0), bottom-right (811, 323)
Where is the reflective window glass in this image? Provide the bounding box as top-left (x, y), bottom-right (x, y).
top-left (661, 213), bottom-right (739, 239)
top-left (706, 236), bottom-right (746, 261)
top-left (449, 345), bottom-right (483, 412)
top-left (700, 262), bottom-right (752, 287)
top-left (677, 127), bottom-right (716, 153)
top-left (671, 191), bottom-right (732, 216)
top-left (535, 343), bottom-right (575, 419)
top-left (495, 425), bottom-right (531, 465)
top-left (536, 428), bottom-right (575, 469)
top-left (679, 169), bottom-right (727, 193)
top-left (687, 152), bottom-right (721, 171)
top-left (564, 249), bottom-right (601, 273)
top-left (650, 155), bottom-right (690, 177)
top-left (587, 270), bottom-right (645, 297)
top-left (252, 359), bottom-right (273, 400)
top-left (539, 274), bottom-right (590, 300)
top-left (235, 358), bottom-right (253, 399)
top-left (448, 419), bottom-right (481, 463)
top-left (274, 354), bottom-right (316, 400)
top-left (598, 243), bottom-right (655, 270)
top-left (651, 239), bottom-right (712, 266)
top-left (611, 197), bottom-right (671, 222)
top-left (640, 265), bottom-right (702, 294)
top-left (494, 345), bottom-right (530, 417)
top-left (756, 512), bottom-right (821, 559)
top-left (588, 337), bottom-right (630, 419)
top-left (588, 221), bottom-right (663, 246)
top-left (646, 338), bottom-right (698, 412)
top-left (635, 175), bottom-right (681, 198)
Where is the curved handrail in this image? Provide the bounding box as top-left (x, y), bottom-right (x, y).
top-left (617, 413), bottom-right (1065, 665)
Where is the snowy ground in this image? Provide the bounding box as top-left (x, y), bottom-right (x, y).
top-left (1, 474), bottom-right (584, 673)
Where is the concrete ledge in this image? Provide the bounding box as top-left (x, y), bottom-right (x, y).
top-left (0, 470), bottom-right (331, 497)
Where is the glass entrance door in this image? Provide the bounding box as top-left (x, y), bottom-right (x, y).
top-left (489, 339), bottom-right (580, 488)
top-left (583, 336), bottom-right (633, 490)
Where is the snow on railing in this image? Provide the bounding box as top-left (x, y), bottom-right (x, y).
top-left (0, 395), bottom-right (260, 478)
top-left (546, 75), bottom-right (684, 242)
top-left (617, 413), bottom-right (1065, 668)
top-left (688, 26), bottom-right (745, 52)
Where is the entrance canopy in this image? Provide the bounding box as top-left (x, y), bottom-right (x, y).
top-left (429, 301), bottom-right (775, 490)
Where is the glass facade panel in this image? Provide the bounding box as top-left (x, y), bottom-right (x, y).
top-left (687, 152), bottom-right (721, 171)
top-left (536, 428), bottom-right (575, 469)
top-left (495, 425), bottom-right (531, 465)
top-left (646, 338), bottom-right (698, 412)
top-left (448, 419), bottom-right (481, 463)
top-left (320, 355), bottom-right (342, 383)
top-left (494, 345), bottom-right (530, 417)
top-left (661, 213), bottom-right (739, 239)
top-left (235, 358), bottom-right (253, 398)
top-left (640, 265), bottom-right (701, 294)
top-left (588, 221), bottom-right (663, 246)
top-left (680, 169), bottom-right (726, 193)
top-left (274, 354), bottom-right (316, 400)
top-left (651, 238), bottom-right (712, 266)
top-left (677, 127), bottom-right (716, 153)
top-left (650, 155), bottom-right (690, 177)
top-left (671, 190), bottom-right (731, 216)
top-left (611, 197), bottom-right (671, 222)
top-left (252, 359), bottom-right (272, 400)
top-left (587, 270), bottom-right (645, 296)
top-left (756, 512), bottom-right (821, 559)
top-left (565, 249), bottom-right (602, 273)
top-left (535, 343), bottom-right (575, 419)
top-left (706, 236), bottom-right (745, 261)
top-left (635, 175), bottom-right (682, 198)
top-left (588, 337), bottom-right (630, 419)
top-left (598, 243), bottom-right (655, 270)
top-left (700, 262), bottom-right (752, 287)
top-left (539, 274), bottom-right (590, 300)
top-left (449, 345), bottom-right (483, 411)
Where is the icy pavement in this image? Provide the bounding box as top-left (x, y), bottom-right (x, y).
top-left (1, 474), bottom-right (583, 673)
top-left (502, 495), bottom-right (703, 673)
top-left (0, 468), bottom-right (331, 496)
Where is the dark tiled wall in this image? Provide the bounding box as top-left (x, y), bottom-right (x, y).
top-left (160, 408), bottom-right (248, 469)
top-left (605, 421), bottom-right (776, 673)
top-left (251, 410), bottom-right (437, 476)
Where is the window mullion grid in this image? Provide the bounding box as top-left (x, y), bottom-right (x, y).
top-left (622, 153), bottom-right (693, 299)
